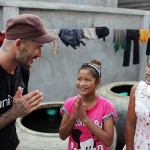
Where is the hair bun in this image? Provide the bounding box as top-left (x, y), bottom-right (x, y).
top-left (90, 59), bottom-right (101, 69)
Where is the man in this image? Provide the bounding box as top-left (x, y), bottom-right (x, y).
top-left (0, 14), bottom-right (56, 150)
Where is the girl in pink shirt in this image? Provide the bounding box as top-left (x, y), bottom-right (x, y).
top-left (59, 59), bottom-right (118, 150)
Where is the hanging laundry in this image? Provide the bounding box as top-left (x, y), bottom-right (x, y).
top-left (0, 31), bottom-right (5, 47)
top-left (95, 26), bottom-right (109, 41)
top-left (123, 29), bottom-right (140, 67)
top-left (48, 29), bottom-right (60, 55)
top-left (146, 38), bottom-right (150, 55)
top-left (113, 29), bottom-right (126, 52)
top-left (59, 28), bottom-right (85, 49)
top-left (82, 28), bottom-right (97, 39)
top-left (139, 29), bottom-right (150, 43)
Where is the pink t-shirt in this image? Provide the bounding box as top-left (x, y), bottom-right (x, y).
top-left (61, 95), bottom-right (118, 150)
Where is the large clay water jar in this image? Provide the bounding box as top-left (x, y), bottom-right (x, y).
top-left (97, 81), bottom-right (138, 150)
top-left (16, 102), bottom-right (117, 150)
top-left (16, 102), bottom-right (68, 150)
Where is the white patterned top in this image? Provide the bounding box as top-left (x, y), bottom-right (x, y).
top-left (134, 81), bottom-right (150, 149)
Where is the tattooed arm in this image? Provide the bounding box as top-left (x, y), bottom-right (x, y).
top-left (0, 87), bottom-right (43, 129)
top-left (0, 109), bottom-right (16, 129)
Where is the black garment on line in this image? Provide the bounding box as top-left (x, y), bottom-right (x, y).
top-left (95, 27), bottom-right (109, 41)
top-left (146, 38), bottom-right (150, 55)
top-left (123, 29), bottom-right (140, 66)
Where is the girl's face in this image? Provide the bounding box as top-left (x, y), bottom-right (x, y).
top-left (76, 69), bottom-right (100, 96)
top-left (145, 61), bottom-right (150, 85)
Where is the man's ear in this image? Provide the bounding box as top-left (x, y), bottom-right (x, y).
top-left (15, 39), bottom-right (23, 51)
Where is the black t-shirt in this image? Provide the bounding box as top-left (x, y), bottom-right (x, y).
top-left (0, 65), bottom-right (29, 150)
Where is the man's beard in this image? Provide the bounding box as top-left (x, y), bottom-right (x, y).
top-left (15, 48), bottom-right (30, 67)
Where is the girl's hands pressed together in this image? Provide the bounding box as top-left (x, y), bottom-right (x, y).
top-left (75, 95), bottom-right (87, 122)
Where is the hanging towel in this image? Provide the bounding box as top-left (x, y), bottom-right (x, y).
top-left (113, 29), bottom-right (126, 52)
top-left (48, 29), bottom-right (60, 55)
top-left (95, 27), bottom-right (109, 41)
top-left (82, 28), bottom-right (97, 39)
top-left (139, 29), bottom-right (150, 43)
top-left (59, 28), bottom-right (86, 49)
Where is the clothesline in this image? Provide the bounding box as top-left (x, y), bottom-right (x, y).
top-left (0, 27), bottom-right (150, 67)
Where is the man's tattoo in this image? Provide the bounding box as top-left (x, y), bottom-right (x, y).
top-left (1, 40), bottom-right (13, 52)
top-left (0, 112), bottom-right (16, 129)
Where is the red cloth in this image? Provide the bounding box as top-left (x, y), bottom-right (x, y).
top-left (0, 32), bottom-right (5, 47)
